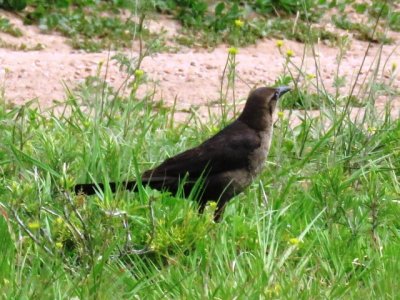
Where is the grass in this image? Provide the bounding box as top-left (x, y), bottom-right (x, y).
top-left (1, 3), bottom-right (400, 299)
top-left (0, 16), bottom-right (22, 37)
top-left (333, 15), bottom-right (393, 44)
top-left (1, 56), bottom-right (400, 298)
top-left (0, 37), bottom-right (45, 51)
top-left (1, 0), bottom-right (399, 51)
top-left (23, 1), bottom-right (147, 52)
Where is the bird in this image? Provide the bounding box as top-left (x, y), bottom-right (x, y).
top-left (74, 86), bottom-right (291, 221)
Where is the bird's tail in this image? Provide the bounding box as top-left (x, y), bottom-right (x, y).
top-left (74, 181), bottom-right (138, 195)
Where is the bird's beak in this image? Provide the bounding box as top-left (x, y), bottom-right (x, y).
top-left (276, 86), bottom-right (292, 98)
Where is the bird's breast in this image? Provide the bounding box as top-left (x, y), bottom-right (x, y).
top-left (248, 130), bottom-right (272, 177)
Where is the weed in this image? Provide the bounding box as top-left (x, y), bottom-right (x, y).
top-left (2, 0), bottom-right (398, 50)
top-left (333, 15), bottom-right (393, 44)
top-left (0, 37), bottom-right (45, 51)
top-left (0, 16), bottom-right (23, 37)
top-left (25, 6), bottom-right (144, 51)
top-left (0, 0), bottom-right (26, 11)
top-left (369, 0), bottom-right (400, 32)
top-left (269, 18), bottom-right (339, 44)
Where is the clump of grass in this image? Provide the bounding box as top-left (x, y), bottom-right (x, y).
top-left (161, 0), bottom-right (397, 47)
top-left (4, 0), bottom-right (399, 50)
top-left (0, 16), bottom-right (23, 37)
top-left (368, 0), bottom-right (400, 32)
top-left (0, 37), bottom-right (45, 51)
top-left (24, 6), bottom-right (143, 52)
top-left (333, 15), bottom-right (393, 44)
top-left (170, 1), bottom-right (339, 47)
top-left (268, 19), bottom-right (339, 44)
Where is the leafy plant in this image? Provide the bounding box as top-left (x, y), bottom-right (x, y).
top-left (365, 0), bottom-right (400, 32)
top-left (388, 12), bottom-right (400, 31)
top-left (247, 0), bottom-right (325, 21)
top-left (0, 0), bottom-right (27, 11)
top-left (333, 15), bottom-right (393, 44)
top-left (21, 0), bottom-right (147, 51)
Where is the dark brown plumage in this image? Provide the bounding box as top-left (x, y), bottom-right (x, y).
top-left (74, 86), bottom-right (291, 221)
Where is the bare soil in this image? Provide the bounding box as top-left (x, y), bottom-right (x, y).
top-left (1, 10), bottom-right (399, 118)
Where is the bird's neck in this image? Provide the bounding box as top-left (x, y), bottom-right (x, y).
top-left (238, 108), bottom-right (272, 132)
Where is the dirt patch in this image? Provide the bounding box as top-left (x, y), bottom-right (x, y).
top-left (1, 11), bottom-right (399, 118)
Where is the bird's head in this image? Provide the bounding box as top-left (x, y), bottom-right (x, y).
top-left (239, 86), bottom-right (291, 131)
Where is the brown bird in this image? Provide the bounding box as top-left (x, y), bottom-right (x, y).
top-left (74, 86), bottom-right (291, 221)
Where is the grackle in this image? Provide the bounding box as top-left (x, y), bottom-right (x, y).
top-left (74, 86), bottom-right (291, 221)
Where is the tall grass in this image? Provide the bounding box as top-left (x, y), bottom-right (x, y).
top-left (1, 10), bottom-right (399, 300)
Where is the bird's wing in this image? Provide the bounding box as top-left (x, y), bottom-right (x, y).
top-left (142, 121), bottom-right (261, 179)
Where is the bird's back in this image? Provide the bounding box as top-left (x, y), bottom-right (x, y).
top-left (141, 120), bottom-right (263, 209)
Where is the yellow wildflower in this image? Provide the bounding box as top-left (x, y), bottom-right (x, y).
top-left (273, 284), bottom-right (281, 295)
top-left (228, 47), bottom-right (238, 55)
top-left (286, 49), bottom-right (295, 58)
top-left (277, 111), bottom-right (284, 119)
top-left (276, 40), bottom-right (284, 48)
top-left (28, 221), bottom-right (40, 230)
top-left (265, 284), bottom-right (281, 297)
top-left (55, 217), bottom-right (63, 225)
top-left (234, 19), bottom-right (244, 28)
top-left (392, 62), bottom-right (397, 71)
top-left (306, 73), bottom-right (316, 80)
top-left (367, 127), bottom-right (376, 134)
top-left (55, 242), bottom-right (63, 249)
top-left (288, 237), bottom-right (301, 246)
top-left (135, 69), bottom-right (144, 77)
top-left (204, 201), bottom-right (218, 219)
top-left (208, 201), bottom-right (217, 210)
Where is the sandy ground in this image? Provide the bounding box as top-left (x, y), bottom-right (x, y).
top-left (0, 10), bottom-right (399, 118)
